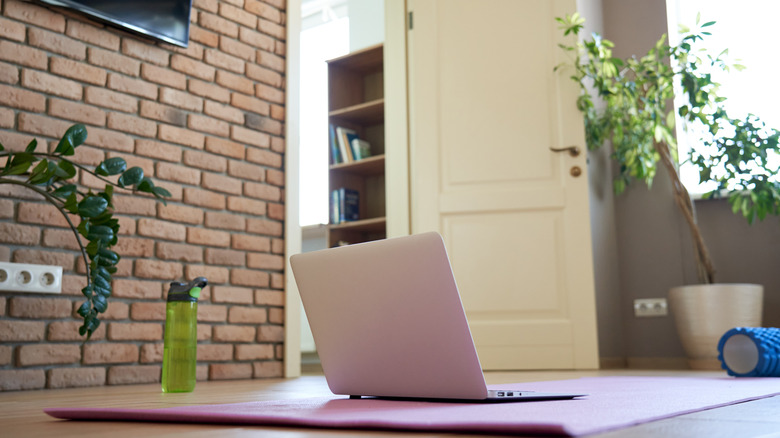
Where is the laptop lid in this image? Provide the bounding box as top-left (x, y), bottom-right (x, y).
top-left (290, 232), bottom-right (489, 400)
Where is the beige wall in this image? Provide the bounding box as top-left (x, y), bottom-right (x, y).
top-left (0, 0), bottom-right (287, 390)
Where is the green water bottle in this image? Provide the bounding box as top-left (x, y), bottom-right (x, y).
top-left (162, 277), bottom-right (207, 393)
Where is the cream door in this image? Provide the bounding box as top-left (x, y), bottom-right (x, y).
top-left (407, 0), bottom-right (599, 369)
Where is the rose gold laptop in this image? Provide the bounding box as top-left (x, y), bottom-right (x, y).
top-left (290, 232), bottom-right (585, 402)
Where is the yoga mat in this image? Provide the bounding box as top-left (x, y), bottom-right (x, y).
top-left (46, 376), bottom-right (780, 436)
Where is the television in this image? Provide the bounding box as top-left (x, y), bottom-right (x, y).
top-left (35, 0), bottom-right (193, 47)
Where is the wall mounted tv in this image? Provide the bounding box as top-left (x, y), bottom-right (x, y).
top-left (35, 0), bottom-right (193, 47)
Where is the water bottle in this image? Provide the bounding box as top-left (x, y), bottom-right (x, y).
top-left (162, 277), bottom-right (207, 393)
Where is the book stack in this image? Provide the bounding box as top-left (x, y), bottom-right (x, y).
top-left (329, 124), bottom-right (372, 164)
top-left (330, 188), bottom-right (359, 224)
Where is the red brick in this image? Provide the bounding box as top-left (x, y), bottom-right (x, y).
top-left (112, 279), bottom-right (164, 299)
top-left (238, 26), bottom-right (274, 51)
top-left (270, 136), bottom-right (283, 153)
top-left (136, 138), bottom-right (183, 162)
top-left (189, 25), bottom-right (219, 48)
top-left (246, 114), bottom-right (282, 136)
top-left (0, 198), bottom-right (13, 218)
top-left (0, 16), bottom-right (26, 42)
top-left (117, 216), bottom-right (137, 235)
top-left (28, 27), bottom-right (86, 60)
top-left (187, 227), bottom-right (231, 247)
top-left (183, 187), bottom-right (226, 209)
top-left (113, 237), bottom-right (155, 257)
top-left (9, 297), bottom-right (71, 319)
top-left (18, 202), bottom-right (69, 227)
top-left (198, 304), bottom-right (228, 322)
top-left (122, 39), bottom-right (169, 65)
top-left (246, 63), bottom-right (283, 87)
top-left (247, 253), bottom-right (284, 270)
top-left (13, 248), bottom-right (75, 270)
top-left (0, 83), bottom-right (46, 112)
top-left (227, 160), bottom-right (265, 181)
top-left (270, 273), bottom-right (284, 289)
top-left (85, 86), bottom-right (138, 112)
top-left (231, 92), bottom-right (270, 116)
top-left (257, 324), bottom-right (285, 342)
top-left (247, 147), bottom-right (282, 167)
top-left (246, 0), bottom-right (283, 22)
top-left (0, 320), bottom-right (44, 342)
top-left (89, 47), bottom-right (141, 76)
top-left (255, 82), bottom-right (284, 104)
top-left (213, 325), bottom-right (255, 342)
top-left (48, 320), bottom-right (106, 341)
top-left (220, 2), bottom-right (257, 27)
top-left (158, 124), bottom-right (205, 149)
top-left (47, 367), bottom-right (105, 389)
top-left (268, 307), bottom-right (284, 324)
top-left (43, 228), bottom-right (83, 251)
top-left (100, 301), bottom-right (129, 320)
top-left (232, 125), bottom-right (271, 148)
top-left (235, 344), bottom-right (274, 361)
top-left (204, 138), bottom-right (244, 161)
top-left (275, 40), bottom-right (286, 57)
top-left (204, 248), bottom-right (245, 266)
top-left (61, 274), bottom-right (87, 296)
top-left (136, 218), bottom-right (186, 241)
top-left (107, 73), bottom-right (157, 99)
top-left (84, 125), bottom-right (135, 152)
top-left (169, 39), bottom-right (204, 59)
top-left (141, 63), bottom-right (186, 89)
top-left (210, 363), bottom-right (253, 380)
top-left (213, 71), bottom-right (253, 96)
top-left (229, 307), bottom-right (267, 324)
top-left (157, 163), bottom-right (201, 185)
top-left (185, 265), bottom-right (229, 284)
top-left (140, 343), bottom-right (163, 363)
top-left (202, 173), bottom-right (243, 195)
top-left (228, 197), bottom-right (267, 219)
top-left (230, 269), bottom-right (269, 288)
top-left (183, 150), bottom-right (227, 172)
top-left (0, 370), bottom-right (46, 391)
top-left (271, 104), bottom-right (285, 121)
top-left (199, 12), bottom-right (239, 38)
top-left (112, 195), bottom-right (157, 216)
top-left (6, 0), bottom-right (65, 30)
top-left (204, 48), bottom-right (245, 74)
top-left (255, 289), bottom-right (283, 306)
top-left (204, 211), bottom-right (246, 231)
top-left (204, 100), bottom-right (245, 124)
top-left (268, 203), bottom-right (284, 220)
top-left (246, 218), bottom-right (282, 237)
top-left (171, 54), bottom-right (215, 80)
top-left (244, 182), bottom-right (281, 201)
top-left (18, 344), bottom-right (81, 366)
top-left (50, 57), bottom-right (107, 86)
top-left (156, 242), bottom-right (204, 263)
top-left (83, 343), bottom-right (139, 364)
top-left (107, 365), bottom-right (161, 385)
top-left (188, 78), bottom-right (231, 103)
top-left (193, 0), bottom-right (218, 12)
top-left (157, 203), bottom-right (205, 225)
top-left (160, 87), bottom-right (204, 111)
top-left (0, 40), bottom-right (47, 69)
top-left (66, 20), bottom-right (120, 50)
top-left (109, 322), bottom-right (163, 341)
top-left (220, 37), bottom-right (255, 62)
top-left (211, 286), bottom-right (253, 304)
top-left (258, 18), bottom-right (285, 41)
top-left (232, 234), bottom-right (270, 252)
top-left (253, 361), bottom-right (283, 378)
top-left (106, 151), bottom-right (156, 176)
top-left (197, 344), bottom-right (232, 361)
top-left (0, 63), bottom-right (18, 85)
top-left (134, 259), bottom-right (184, 280)
top-left (49, 98), bottom-right (107, 126)
top-left (189, 114), bottom-right (230, 137)
top-left (0, 345), bottom-right (11, 365)
top-left (266, 169), bottom-right (284, 186)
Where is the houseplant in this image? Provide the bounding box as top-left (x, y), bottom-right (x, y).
top-left (0, 124), bottom-right (170, 339)
top-left (556, 14), bottom-right (779, 366)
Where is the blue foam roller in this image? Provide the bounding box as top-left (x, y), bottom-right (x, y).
top-left (718, 327), bottom-right (780, 377)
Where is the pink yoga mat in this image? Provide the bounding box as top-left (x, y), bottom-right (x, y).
top-left (46, 376), bottom-right (780, 436)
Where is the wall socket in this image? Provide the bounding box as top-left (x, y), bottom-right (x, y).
top-left (0, 262), bottom-right (63, 294)
top-left (634, 298), bottom-right (668, 317)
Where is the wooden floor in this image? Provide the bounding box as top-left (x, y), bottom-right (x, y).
top-left (1, 369), bottom-right (779, 437)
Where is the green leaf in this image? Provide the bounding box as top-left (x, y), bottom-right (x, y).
top-left (136, 177), bottom-right (154, 193)
top-left (118, 166), bottom-right (144, 187)
top-left (95, 157), bottom-right (127, 176)
top-left (27, 160), bottom-right (51, 185)
top-left (63, 193), bottom-right (79, 215)
top-left (55, 160), bottom-right (77, 179)
top-left (77, 301), bottom-right (91, 317)
top-left (701, 21), bottom-right (716, 28)
top-left (54, 124), bottom-right (87, 155)
top-left (96, 248), bottom-right (120, 266)
top-left (93, 295), bottom-right (108, 313)
top-left (25, 139), bottom-right (38, 153)
top-left (86, 224), bottom-right (114, 243)
top-left (78, 196), bottom-right (108, 218)
top-left (51, 184), bottom-right (77, 199)
top-left (152, 186), bottom-right (172, 199)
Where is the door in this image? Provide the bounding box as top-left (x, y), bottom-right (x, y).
top-left (407, 0), bottom-right (599, 369)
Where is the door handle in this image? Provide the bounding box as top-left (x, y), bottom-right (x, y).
top-left (549, 146), bottom-right (581, 157)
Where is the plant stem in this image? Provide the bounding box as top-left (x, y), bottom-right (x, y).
top-left (652, 142), bottom-right (716, 283)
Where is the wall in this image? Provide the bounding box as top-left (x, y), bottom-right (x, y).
top-left (0, 0), bottom-right (287, 390)
top-left (601, 0), bottom-right (780, 364)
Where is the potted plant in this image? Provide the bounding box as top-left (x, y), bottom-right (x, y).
top-left (556, 14), bottom-right (779, 368)
top-left (0, 124), bottom-right (170, 339)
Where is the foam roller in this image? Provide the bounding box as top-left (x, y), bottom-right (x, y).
top-left (718, 327), bottom-right (780, 377)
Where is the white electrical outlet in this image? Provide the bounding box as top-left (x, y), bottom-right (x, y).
top-left (634, 298), bottom-right (668, 317)
top-left (0, 262), bottom-right (63, 294)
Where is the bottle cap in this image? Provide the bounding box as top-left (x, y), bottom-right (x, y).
top-left (167, 277), bottom-right (208, 302)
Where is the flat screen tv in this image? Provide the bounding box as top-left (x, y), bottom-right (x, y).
top-left (35, 0), bottom-right (193, 47)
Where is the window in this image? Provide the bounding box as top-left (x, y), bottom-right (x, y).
top-left (666, 0), bottom-right (780, 195)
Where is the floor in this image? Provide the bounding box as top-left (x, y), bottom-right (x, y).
top-left (1, 370), bottom-right (779, 437)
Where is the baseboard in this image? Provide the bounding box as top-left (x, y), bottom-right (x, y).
top-left (626, 356), bottom-right (689, 370)
top-left (599, 357), bottom-right (628, 369)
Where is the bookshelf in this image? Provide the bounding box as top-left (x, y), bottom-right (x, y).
top-left (327, 44), bottom-right (386, 247)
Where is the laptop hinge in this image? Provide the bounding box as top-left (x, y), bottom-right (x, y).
top-left (349, 395), bottom-right (362, 399)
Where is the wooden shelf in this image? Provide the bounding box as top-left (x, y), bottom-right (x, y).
top-left (329, 155), bottom-right (384, 175)
top-left (329, 99), bottom-right (384, 125)
top-left (328, 216), bottom-right (386, 233)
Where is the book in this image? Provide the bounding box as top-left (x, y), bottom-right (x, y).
top-left (328, 124), bottom-right (341, 164)
top-left (335, 126), bottom-right (358, 162)
top-left (330, 188), bottom-right (359, 224)
top-left (350, 138), bottom-right (372, 160)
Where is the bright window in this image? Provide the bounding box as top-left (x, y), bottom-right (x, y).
top-left (666, 0), bottom-right (780, 195)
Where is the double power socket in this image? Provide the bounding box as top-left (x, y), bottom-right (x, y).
top-left (0, 261), bottom-right (63, 294)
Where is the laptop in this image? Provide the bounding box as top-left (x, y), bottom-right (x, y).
top-left (290, 232), bottom-right (586, 402)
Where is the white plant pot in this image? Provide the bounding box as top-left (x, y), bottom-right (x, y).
top-left (668, 283), bottom-right (763, 370)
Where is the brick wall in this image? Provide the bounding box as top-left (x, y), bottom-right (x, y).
top-left (0, 0), bottom-right (287, 390)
